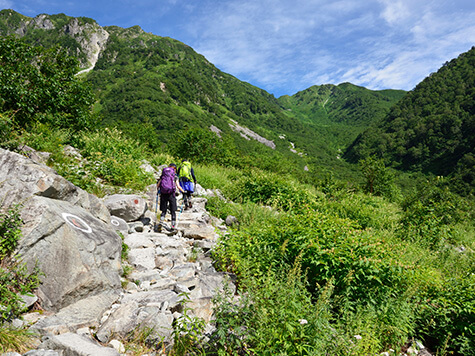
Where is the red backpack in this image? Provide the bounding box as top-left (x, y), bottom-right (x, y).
top-left (160, 167), bottom-right (176, 194)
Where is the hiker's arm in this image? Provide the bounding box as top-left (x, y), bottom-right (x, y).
top-left (175, 177), bottom-right (185, 193)
top-left (191, 168), bottom-right (197, 184)
top-left (156, 179), bottom-right (161, 193)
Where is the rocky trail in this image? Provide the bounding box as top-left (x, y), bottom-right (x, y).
top-left (0, 147), bottom-right (235, 356)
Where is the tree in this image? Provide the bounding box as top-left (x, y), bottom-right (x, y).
top-left (359, 155), bottom-right (399, 200)
top-left (168, 128), bottom-right (236, 165)
top-left (0, 36), bottom-right (96, 131)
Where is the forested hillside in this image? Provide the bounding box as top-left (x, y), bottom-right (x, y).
top-left (346, 47), bottom-right (475, 195)
top-left (0, 9), bottom-right (407, 183)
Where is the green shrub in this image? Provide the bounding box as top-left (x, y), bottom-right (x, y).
top-left (318, 192), bottom-right (402, 230)
top-left (0, 204), bottom-right (41, 323)
top-left (0, 36), bottom-right (96, 132)
top-left (168, 127), bottom-right (237, 166)
top-left (211, 261), bottom-right (339, 355)
top-left (214, 208), bottom-right (412, 310)
top-left (225, 169), bottom-right (318, 214)
top-left (78, 128), bottom-right (154, 190)
top-left (0, 112), bottom-right (19, 150)
top-left (398, 178), bottom-right (470, 248)
top-left (359, 155), bottom-right (402, 202)
top-left (417, 274), bottom-right (475, 355)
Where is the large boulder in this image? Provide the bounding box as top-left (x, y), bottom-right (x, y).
top-left (19, 196), bottom-right (122, 311)
top-left (0, 148), bottom-right (122, 311)
top-left (0, 148), bottom-right (109, 222)
top-left (103, 194), bottom-right (148, 222)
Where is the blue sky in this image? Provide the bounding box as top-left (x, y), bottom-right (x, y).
top-left (3, 0), bottom-right (475, 97)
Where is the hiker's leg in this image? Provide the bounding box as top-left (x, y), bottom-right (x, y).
top-left (186, 191), bottom-right (192, 208)
top-left (182, 191), bottom-right (188, 208)
top-left (159, 193), bottom-right (168, 220)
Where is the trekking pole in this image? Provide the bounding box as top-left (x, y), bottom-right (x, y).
top-left (155, 189), bottom-right (160, 214)
top-left (175, 203), bottom-right (184, 229)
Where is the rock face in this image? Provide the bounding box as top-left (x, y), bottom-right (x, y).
top-left (20, 197), bottom-right (122, 311)
top-left (0, 148), bottom-right (122, 311)
top-left (0, 148), bottom-right (109, 222)
top-left (0, 147), bottom-right (235, 355)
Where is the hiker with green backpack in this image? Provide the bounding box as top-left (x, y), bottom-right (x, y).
top-left (178, 159), bottom-right (197, 210)
top-left (156, 163), bottom-right (184, 230)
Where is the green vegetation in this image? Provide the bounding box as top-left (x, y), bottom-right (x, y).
top-left (0, 36), bottom-right (96, 132)
top-left (346, 46), bottom-right (475, 196)
top-left (0, 204), bottom-right (40, 352)
top-left (203, 165), bottom-right (475, 355)
top-left (1, 11), bottom-right (475, 356)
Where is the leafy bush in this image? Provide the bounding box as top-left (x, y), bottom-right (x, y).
top-left (0, 36), bottom-right (96, 132)
top-left (0, 204), bottom-right (41, 323)
top-left (211, 262), bottom-right (340, 355)
top-left (417, 274), bottom-right (475, 355)
top-left (225, 169), bottom-right (318, 214)
top-left (0, 112), bottom-right (19, 150)
top-left (359, 155), bottom-right (401, 202)
top-left (168, 127), bottom-right (237, 166)
top-left (398, 178), bottom-right (469, 248)
top-left (215, 209), bottom-right (412, 310)
top-left (318, 192), bottom-right (402, 230)
top-left (78, 128), bottom-right (154, 190)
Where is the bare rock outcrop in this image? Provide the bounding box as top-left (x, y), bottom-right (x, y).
top-left (0, 148), bottom-right (122, 312)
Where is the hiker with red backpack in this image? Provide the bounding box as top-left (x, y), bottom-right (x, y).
top-left (156, 163), bottom-right (184, 230)
top-left (178, 159), bottom-right (197, 210)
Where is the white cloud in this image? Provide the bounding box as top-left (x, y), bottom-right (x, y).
top-left (8, 0), bottom-right (475, 96)
top-left (378, 0), bottom-right (411, 25)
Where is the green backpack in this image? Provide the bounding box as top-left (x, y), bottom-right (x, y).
top-left (180, 161), bottom-right (193, 181)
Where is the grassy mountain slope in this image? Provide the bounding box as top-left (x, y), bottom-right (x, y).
top-left (278, 83), bottom-right (406, 153)
top-left (279, 83), bottom-right (405, 127)
top-left (0, 10), bottom-right (404, 182)
top-left (345, 46), bottom-right (475, 194)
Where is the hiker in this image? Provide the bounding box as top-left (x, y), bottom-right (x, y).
top-left (178, 159), bottom-right (197, 210)
top-left (157, 163), bottom-right (184, 229)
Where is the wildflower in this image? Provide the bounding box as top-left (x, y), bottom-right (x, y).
top-left (354, 335), bottom-right (362, 340)
top-left (298, 319), bottom-right (308, 325)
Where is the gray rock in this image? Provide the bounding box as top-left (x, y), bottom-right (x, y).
top-left (225, 215), bottom-right (239, 227)
top-left (18, 197), bottom-right (122, 311)
top-left (125, 233), bottom-right (154, 249)
top-left (41, 333), bottom-right (119, 356)
top-left (183, 226), bottom-right (217, 240)
top-left (23, 351), bottom-right (60, 356)
top-left (109, 216), bottom-right (129, 236)
top-left (128, 247), bottom-right (156, 271)
top-left (31, 292), bottom-right (119, 335)
top-left (96, 299), bottom-right (174, 343)
top-left (128, 221), bottom-right (144, 233)
top-left (104, 194), bottom-right (147, 222)
top-left (63, 145), bottom-right (83, 160)
top-left (17, 145), bottom-right (51, 166)
top-left (121, 290), bottom-right (181, 308)
top-left (20, 293), bottom-right (38, 309)
top-left (0, 148), bottom-right (110, 222)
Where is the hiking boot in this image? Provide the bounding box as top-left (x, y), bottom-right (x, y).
top-left (188, 202), bottom-right (192, 209)
top-left (171, 220), bottom-right (176, 229)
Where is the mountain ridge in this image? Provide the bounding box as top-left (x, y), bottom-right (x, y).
top-left (0, 9), bottom-right (407, 181)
